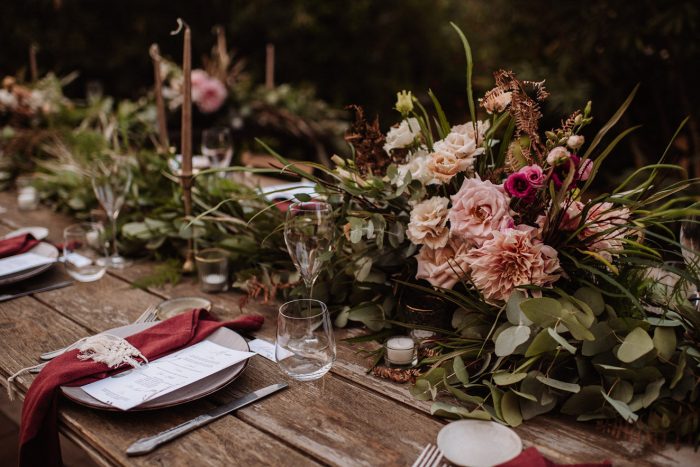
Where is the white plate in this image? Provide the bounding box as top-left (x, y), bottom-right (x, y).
top-left (2, 226), bottom-right (49, 241)
top-left (156, 296), bottom-right (212, 320)
top-left (0, 242), bottom-right (58, 286)
top-left (437, 420), bottom-right (522, 466)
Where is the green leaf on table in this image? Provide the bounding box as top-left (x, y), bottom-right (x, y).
top-left (501, 391), bottom-right (523, 427)
top-left (536, 375), bottom-right (581, 393)
top-left (525, 329), bottom-right (559, 357)
top-left (574, 287), bottom-right (605, 316)
top-left (642, 379), bottom-right (665, 408)
top-left (561, 385), bottom-right (605, 415)
top-left (601, 389), bottom-right (639, 423)
top-left (510, 388), bottom-right (538, 402)
top-left (484, 381), bottom-right (504, 421)
top-left (410, 379), bottom-right (433, 401)
top-left (653, 327), bottom-right (676, 360)
top-left (582, 322), bottom-right (617, 356)
top-left (519, 373), bottom-right (557, 419)
top-left (334, 307), bottom-right (350, 327)
top-left (547, 327), bottom-right (577, 354)
top-left (421, 367), bottom-right (447, 387)
top-left (493, 371), bottom-right (528, 386)
top-left (506, 290), bottom-right (532, 325)
top-left (611, 380), bottom-right (634, 404)
top-left (495, 325), bottom-right (531, 357)
top-left (520, 298), bottom-right (564, 327)
top-left (444, 379), bottom-right (484, 405)
top-left (431, 402), bottom-right (491, 420)
top-left (453, 355), bottom-right (469, 385)
top-left (617, 327), bottom-right (654, 363)
top-left (347, 303), bottom-right (384, 331)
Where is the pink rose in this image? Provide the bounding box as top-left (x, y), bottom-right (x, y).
top-left (449, 177), bottom-right (513, 246)
top-left (415, 241), bottom-right (470, 289)
top-left (191, 71), bottom-right (227, 114)
top-left (466, 225), bottom-right (561, 301)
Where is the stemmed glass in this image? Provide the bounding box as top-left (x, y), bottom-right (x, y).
top-left (201, 127), bottom-right (233, 171)
top-left (681, 216), bottom-right (700, 307)
top-left (91, 156), bottom-right (133, 269)
top-left (284, 201), bottom-right (334, 297)
top-left (276, 298), bottom-right (336, 381)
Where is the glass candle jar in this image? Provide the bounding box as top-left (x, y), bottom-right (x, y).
top-left (384, 336), bottom-right (417, 367)
top-left (195, 248), bottom-right (229, 293)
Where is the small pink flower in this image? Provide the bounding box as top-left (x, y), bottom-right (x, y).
top-left (191, 71), bottom-right (228, 114)
top-left (504, 172), bottom-right (536, 201)
top-left (520, 164), bottom-right (545, 188)
top-left (449, 177), bottom-right (513, 247)
top-left (578, 158), bottom-right (593, 181)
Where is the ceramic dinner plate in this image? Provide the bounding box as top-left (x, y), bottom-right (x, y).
top-left (60, 321), bottom-right (249, 411)
top-left (2, 226), bottom-right (50, 241)
top-left (156, 296), bottom-right (213, 320)
top-left (437, 420), bottom-right (522, 466)
top-left (0, 241), bottom-right (59, 286)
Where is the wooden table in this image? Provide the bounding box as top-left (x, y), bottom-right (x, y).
top-left (0, 190), bottom-right (697, 466)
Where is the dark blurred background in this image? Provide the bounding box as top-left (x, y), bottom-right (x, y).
top-left (1, 0), bottom-right (698, 175)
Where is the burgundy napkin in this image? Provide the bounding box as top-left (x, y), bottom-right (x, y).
top-left (18, 308), bottom-right (264, 467)
top-left (499, 447), bottom-right (612, 467)
top-left (0, 233), bottom-right (39, 258)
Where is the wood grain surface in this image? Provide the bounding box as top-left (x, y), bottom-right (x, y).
top-left (0, 190), bottom-right (699, 466)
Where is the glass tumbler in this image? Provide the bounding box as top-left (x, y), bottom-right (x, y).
top-left (276, 299), bottom-right (336, 381)
top-left (63, 223), bottom-right (108, 282)
top-left (195, 248), bottom-right (229, 293)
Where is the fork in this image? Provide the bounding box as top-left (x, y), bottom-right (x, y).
top-left (412, 443), bottom-right (444, 467)
top-left (38, 304), bottom-right (159, 361)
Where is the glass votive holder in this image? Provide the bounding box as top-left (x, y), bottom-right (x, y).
top-left (16, 176), bottom-right (38, 211)
top-left (195, 248), bottom-right (229, 293)
top-left (384, 335), bottom-right (418, 367)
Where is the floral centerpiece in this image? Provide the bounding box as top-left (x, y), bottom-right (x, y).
top-left (267, 25), bottom-right (699, 443)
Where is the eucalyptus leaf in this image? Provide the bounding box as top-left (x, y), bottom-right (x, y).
top-left (453, 355), bottom-right (469, 385)
top-left (510, 389), bottom-right (538, 402)
top-left (547, 327), bottom-right (577, 354)
top-left (601, 390), bottom-right (639, 423)
top-left (574, 287), bottom-right (605, 316)
top-left (431, 402), bottom-right (491, 421)
top-left (653, 327), bottom-right (676, 361)
top-left (501, 391), bottom-right (523, 427)
top-left (611, 380), bottom-right (634, 404)
top-left (495, 325), bottom-right (531, 357)
top-left (582, 322), bottom-right (617, 357)
top-left (334, 308), bottom-right (350, 327)
top-left (506, 290), bottom-right (532, 325)
top-left (525, 329), bottom-right (559, 357)
top-left (642, 378), bottom-right (665, 408)
top-left (561, 385), bottom-right (605, 415)
top-left (347, 303), bottom-right (384, 331)
top-left (617, 327), bottom-right (654, 363)
top-left (445, 380), bottom-right (484, 405)
top-left (493, 371), bottom-right (528, 386)
top-left (410, 379), bottom-right (433, 401)
top-left (536, 375), bottom-right (581, 393)
top-left (520, 297), bottom-right (564, 327)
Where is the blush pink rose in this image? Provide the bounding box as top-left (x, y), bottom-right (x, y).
top-left (191, 70), bottom-right (228, 114)
top-left (415, 241), bottom-right (471, 289)
top-left (466, 225), bottom-right (561, 301)
top-left (449, 177), bottom-right (513, 246)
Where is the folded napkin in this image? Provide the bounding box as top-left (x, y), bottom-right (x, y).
top-left (18, 308), bottom-right (264, 467)
top-left (500, 447), bottom-right (612, 467)
top-left (0, 233), bottom-right (39, 258)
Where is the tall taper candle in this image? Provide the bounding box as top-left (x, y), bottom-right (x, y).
top-left (181, 24), bottom-right (193, 176)
top-left (29, 44), bottom-right (38, 83)
top-left (265, 44), bottom-right (275, 90)
top-left (150, 44), bottom-right (169, 153)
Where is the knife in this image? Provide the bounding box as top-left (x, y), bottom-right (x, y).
top-left (0, 280), bottom-right (73, 302)
top-left (126, 382), bottom-right (288, 456)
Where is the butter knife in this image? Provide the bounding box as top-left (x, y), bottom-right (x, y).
top-left (126, 382), bottom-right (288, 456)
top-left (0, 280), bottom-right (73, 302)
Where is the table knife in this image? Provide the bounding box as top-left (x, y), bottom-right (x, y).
top-left (0, 280), bottom-right (73, 302)
top-left (126, 382), bottom-right (288, 456)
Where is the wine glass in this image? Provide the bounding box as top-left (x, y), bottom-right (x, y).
top-left (91, 157), bottom-right (133, 269)
top-left (284, 201), bottom-right (334, 297)
top-left (63, 223), bottom-right (108, 282)
top-left (201, 127), bottom-right (233, 171)
top-left (276, 299), bottom-right (336, 381)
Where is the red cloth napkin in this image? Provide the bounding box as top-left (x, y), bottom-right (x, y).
top-left (499, 447), bottom-right (612, 467)
top-left (18, 308), bottom-right (264, 467)
top-left (0, 233), bottom-right (39, 258)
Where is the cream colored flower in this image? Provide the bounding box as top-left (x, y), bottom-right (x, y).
top-left (567, 135), bottom-right (584, 150)
top-left (427, 149), bottom-right (462, 184)
top-left (407, 197), bottom-right (450, 249)
top-left (466, 226), bottom-right (561, 301)
top-left (395, 90), bottom-right (414, 115)
top-left (546, 146), bottom-right (570, 166)
top-left (415, 241), bottom-right (471, 289)
top-left (449, 176), bottom-right (514, 246)
top-left (392, 149), bottom-right (433, 185)
top-left (432, 121), bottom-right (489, 173)
top-left (483, 91), bottom-right (512, 114)
top-left (384, 117), bottom-right (421, 154)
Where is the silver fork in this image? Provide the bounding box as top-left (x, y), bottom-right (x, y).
top-left (412, 443), bottom-right (444, 467)
top-left (38, 304), bottom-right (159, 361)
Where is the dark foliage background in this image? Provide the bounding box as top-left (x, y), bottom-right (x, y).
top-left (1, 0), bottom-right (698, 178)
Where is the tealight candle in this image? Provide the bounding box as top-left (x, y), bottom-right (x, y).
top-left (195, 248), bottom-right (229, 293)
top-left (385, 336), bottom-right (417, 366)
top-left (17, 189), bottom-right (38, 210)
top-left (86, 230), bottom-right (100, 248)
top-left (203, 273), bottom-right (226, 285)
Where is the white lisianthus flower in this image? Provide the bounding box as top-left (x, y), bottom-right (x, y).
top-left (567, 135), bottom-right (585, 150)
top-left (433, 120), bottom-right (490, 174)
top-left (407, 196), bottom-right (450, 249)
top-left (384, 117), bottom-right (421, 154)
top-left (0, 89), bottom-right (17, 110)
top-left (546, 146), bottom-right (570, 166)
top-left (392, 149), bottom-right (433, 185)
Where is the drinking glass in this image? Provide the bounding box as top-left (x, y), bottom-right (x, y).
top-left (201, 127), bottom-right (233, 170)
top-left (276, 299), bottom-right (336, 381)
top-left (91, 157), bottom-right (133, 269)
top-left (284, 201), bottom-right (334, 297)
top-left (195, 248), bottom-right (229, 293)
top-left (63, 223), bottom-right (108, 282)
top-left (680, 216), bottom-right (700, 305)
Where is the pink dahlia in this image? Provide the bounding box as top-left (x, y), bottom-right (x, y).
top-left (466, 226), bottom-right (561, 301)
top-left (449, 177), bottom-right (513, 246)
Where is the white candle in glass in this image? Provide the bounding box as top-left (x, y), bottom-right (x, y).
top-left (203, 273), bottom-right (227, 285)
top-left (17, 190), bottom-right (38, 210)
top-left (385, 336), bottom-right (416, 365)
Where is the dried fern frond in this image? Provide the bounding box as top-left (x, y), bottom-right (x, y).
top-left (344, 105), bottom-right (392, 175)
